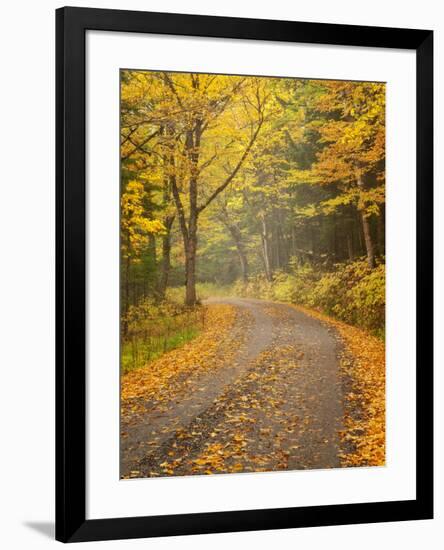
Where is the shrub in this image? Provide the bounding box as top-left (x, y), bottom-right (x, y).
top-left (233, 258), bottom-right (385, 336)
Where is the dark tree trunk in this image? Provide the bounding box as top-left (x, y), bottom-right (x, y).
top-left (184, 223), bottom-right (198, 306)
top-left (260, 214), bottom-right (272, 282)
top-left (227, 223), bottom-right (249, 283)
top-left (181, 115), bottom-right (203, 307)
top-left (276, 213), bottom-right (289, 269)
top-left (217, 204), bottom-right (249, 284)
top-left (238, 250), bottom-right (249, 283)
top-left (309, 224), bottom-right (316, 265)
top-left (377, 209), bottom-right (385, 256)
top-left (347, 231), bottom-right (354, 262)
top-left (345, 213), bottom-right (355, 262)
top-left (157, 215), bottom-right (175, 299)
top-left (291, 225), bottom-right (297, 258)
top-left (360, 211), bottom-right (376, 268)
top-left (170, 123), bottom-right (202, 307)
top-left (157, 128), bottom-right (177, 301)
top-left (148, 234), bottom-right (156, 264)
top-left (357, 174), bottom-right (376, 269)
top-left (122, 254), bottom-right (130, 337)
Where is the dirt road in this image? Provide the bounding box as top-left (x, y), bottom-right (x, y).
top-left (121, 298), bottom-right (344, 477)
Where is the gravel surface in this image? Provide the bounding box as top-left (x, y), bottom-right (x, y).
top-left (121, 298), bottom-right (344, 478)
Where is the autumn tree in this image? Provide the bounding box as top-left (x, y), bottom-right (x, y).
top-left (119, 71), bottom-right (385, 332)
top-left (291, 80), bottom-right (385, 268)
top-left (121, 71), bottom-right (270, 305)
top-left (120, 180), bottom-right (165, 332)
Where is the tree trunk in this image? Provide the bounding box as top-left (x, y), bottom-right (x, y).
top-left (273, 226), bottom-right (281, 270)
top-left (260, 214), bottom-right (272, 282)
top-left (166, 77), bottom-right (265, 307)
top-left (170, 124), bottom-right (201, 307)
top-left (291, 225), bottom-right (297, 258)
top-left (218, 207), bottom-right (249, 284)
top-left (228, 225), bottom-right (249, 283)
top-left (148, 234), bottom-right (156, 264)
top-left (347, 231), bottom-right (354, 262)
top-left (122, 254), bottom-right (130, 337)
top-left (360, 210), bottom-right (375, 268)
top-left (184, 226), bottom-right (197, 306)
top-left (238, 250), bottom-right (249, 283)
top-left (357, 174), bottom-right (375, 269)
top-left (276, 216), bottom-right (289, 269)
top-left (377, 210), bottom-right (385, 256)
top-left (157, 215), bottom-right (175, 299)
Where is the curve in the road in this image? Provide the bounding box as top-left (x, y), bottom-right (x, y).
top-left (120, 297), bottom-right (344, 477)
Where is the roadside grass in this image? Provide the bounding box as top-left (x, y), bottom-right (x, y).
top-left (121, 303), bottom-right (206, 374)
top-left (122, 284), bottom-right (236, 375)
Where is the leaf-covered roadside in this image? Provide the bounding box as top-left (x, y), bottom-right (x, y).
top-left (121, 299), bottom-right (206, 373)
top-left (291, 305), bottom-right (385, 467)
top-left (120, 303), bottom-right (258, 477)
top-left (121, 304), bottom-right (236, 423)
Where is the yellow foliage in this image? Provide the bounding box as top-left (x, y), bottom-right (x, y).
top-left (121, 180), bottom-right (165, 260)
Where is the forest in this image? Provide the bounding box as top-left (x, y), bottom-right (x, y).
top-left (120, 70), bottom-right (385, 372)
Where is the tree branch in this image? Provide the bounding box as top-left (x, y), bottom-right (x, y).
top-left (170, 173), bottom-right (188, 243)
top-left (121, 129), bottom-right (161, 160)
top-left (162, 73), bottom-right (184, 109)
top-left (197, 118), bottom-right (264, 214)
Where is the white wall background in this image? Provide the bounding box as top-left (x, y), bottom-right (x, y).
top-left (0, 0), bottom-right (441, 548)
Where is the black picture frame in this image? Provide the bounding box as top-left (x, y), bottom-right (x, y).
top-left (56, 6), bottom-right (434, 543)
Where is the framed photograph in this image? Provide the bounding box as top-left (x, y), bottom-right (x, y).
top-left (56, 6), bottom-right (433, 543)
